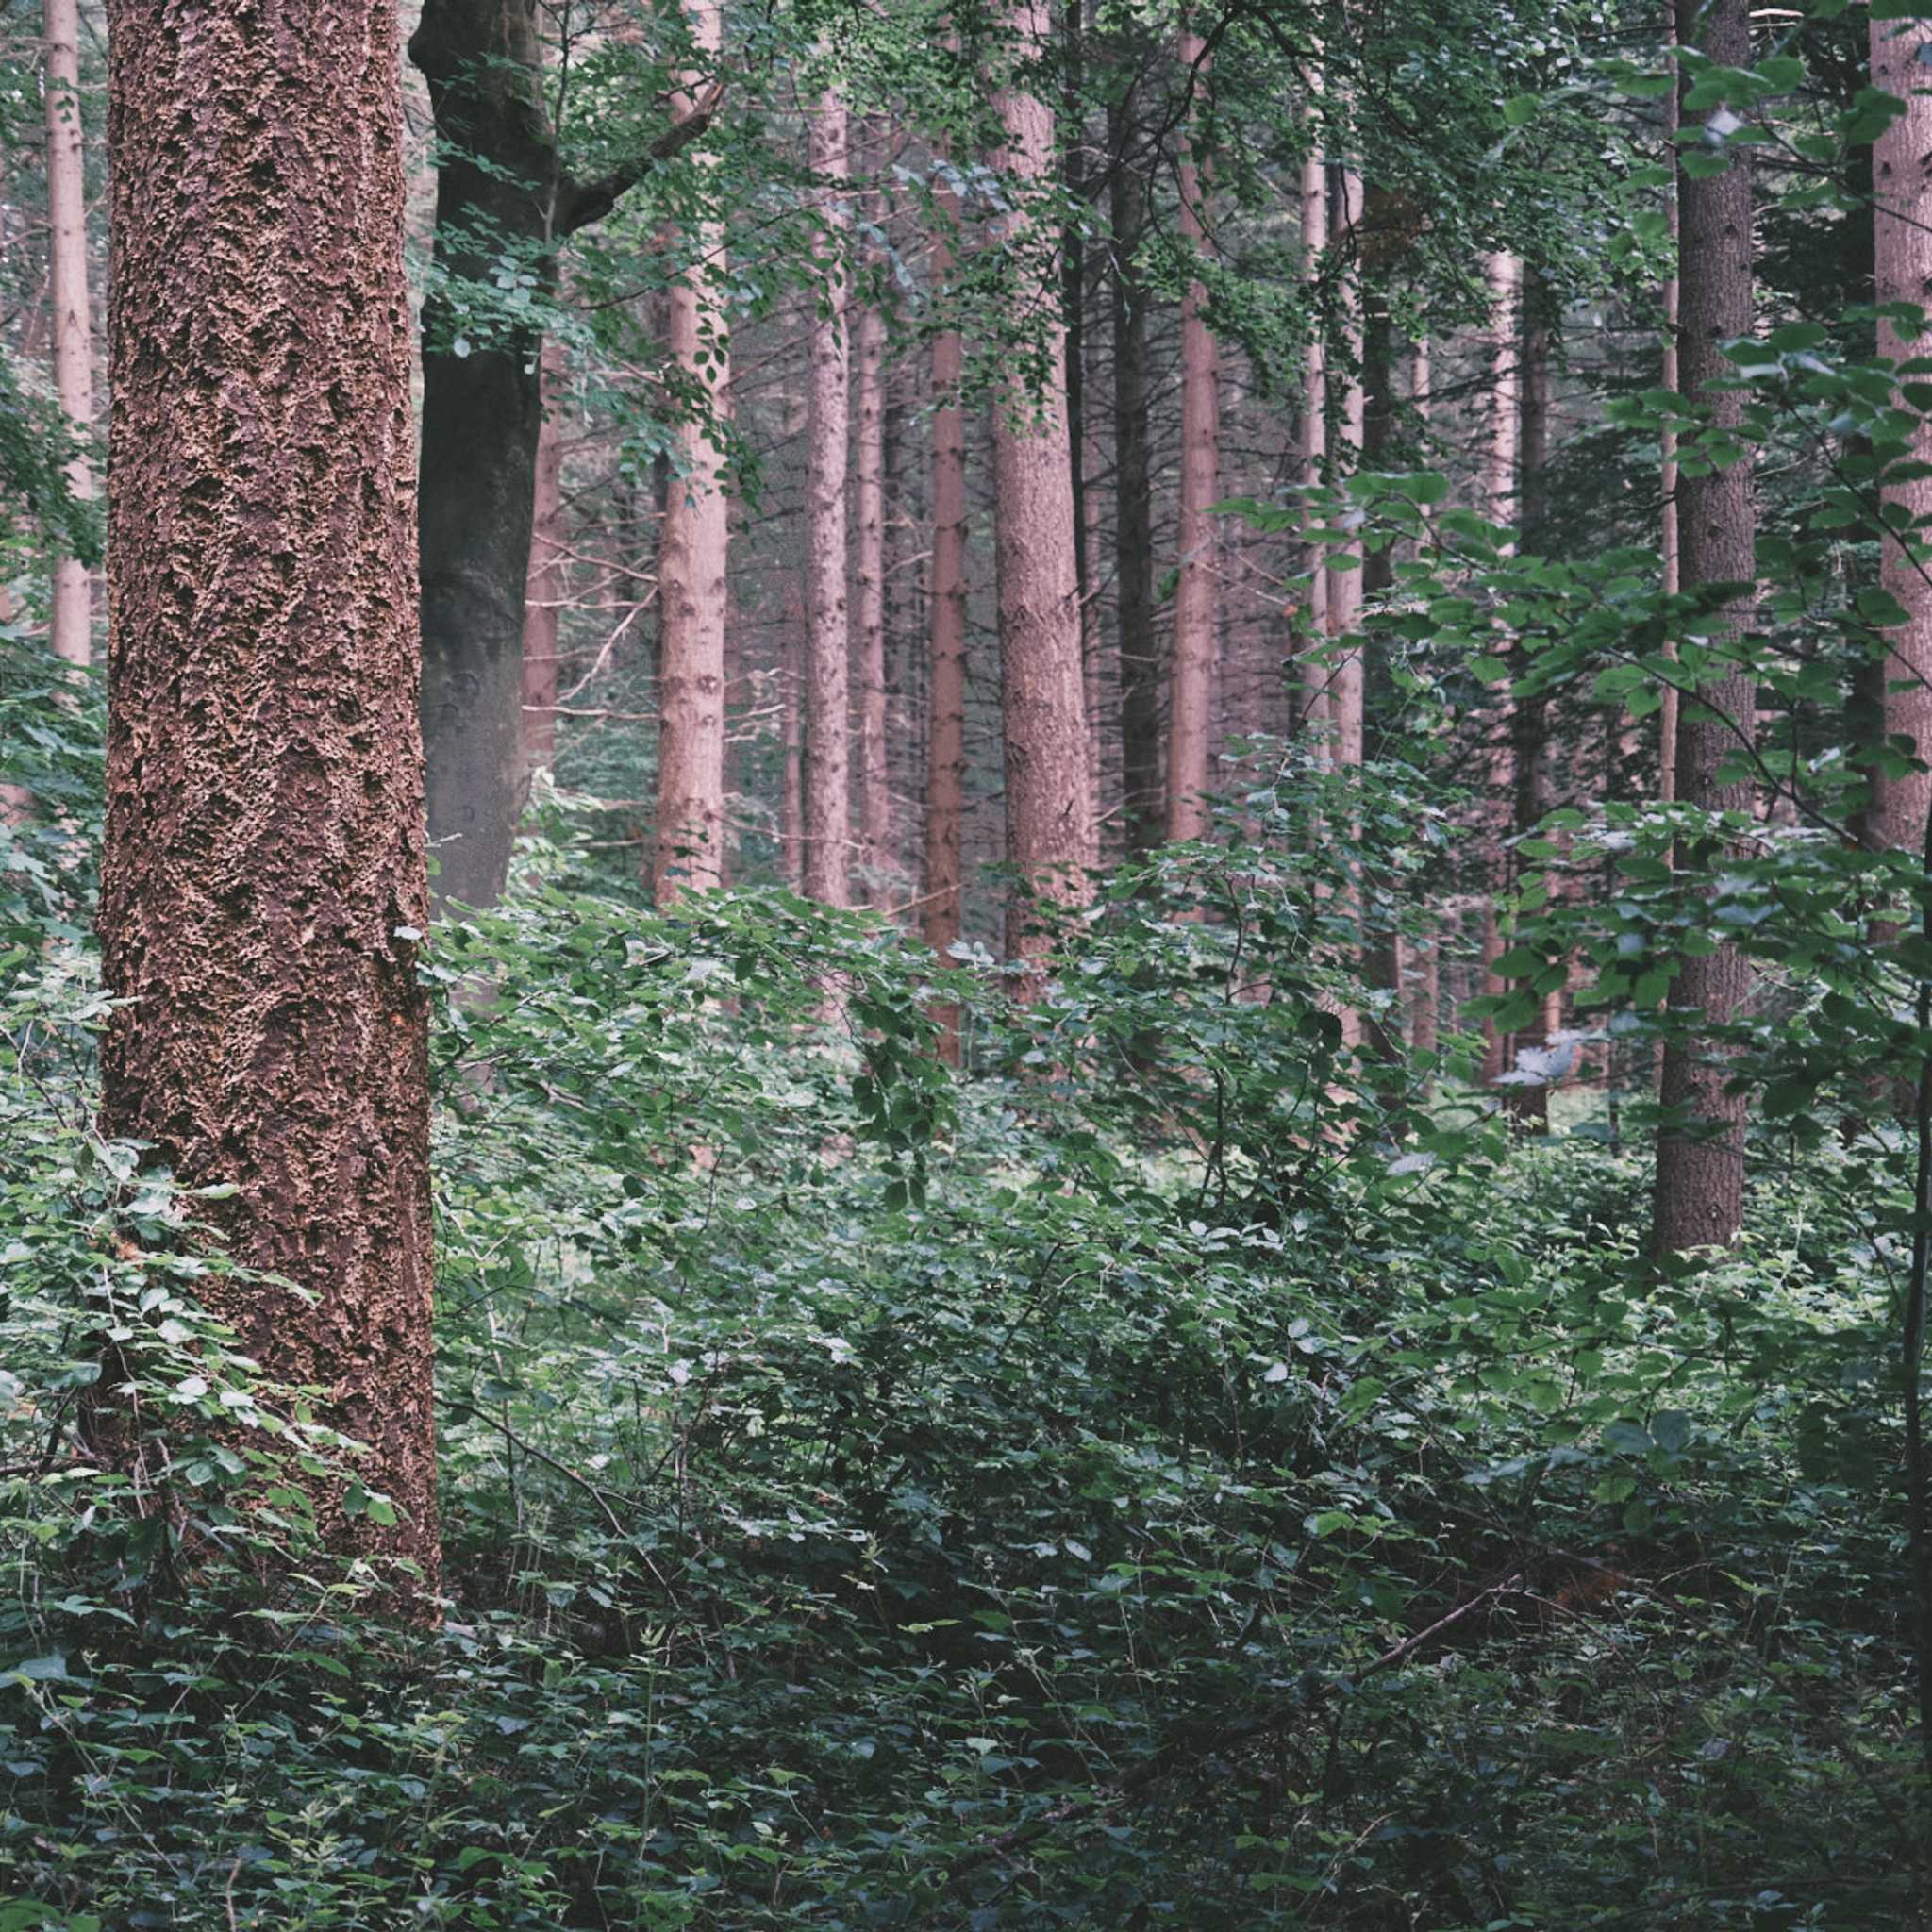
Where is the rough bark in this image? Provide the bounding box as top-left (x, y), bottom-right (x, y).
top-left (1110, 94), bottom-right (1161, 853)
top-left (101, 0), bottom-right (440, 1594)
top-left (854, 151), bottom-right (891, 906)
top-left (991, 0), bottom-right (1092, 966)
top-left (653, 0), bottom-right (732, 902)
top-left (43, 0), bottom-right (92, 668)
top-left (1652, 0), bottom-right (1756, 1256)
top-left (803, 92), bottom-right (852, 908)
top-left (925, 163), bottom-right (968, 1058)
top-left (521, 340), bottom-right (564, 780)
top-left (1165, 25), bottom-right (1219, 844)
top-left (1871, 6), bottom-right (1932, 858)
top-left (1659, 0), bottom-right (1681, 806)
top-left (1298, 124), bottom-right (1329, 737)
top-left (411, 0), bottom-right (715, 910)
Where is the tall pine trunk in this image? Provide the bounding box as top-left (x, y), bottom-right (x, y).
top-left (43, 0), bottom-right (92, 668)
top-left (101, 0), bottom-right (441, 1593)
top-left (1165, 25), bottom-right (1219, 844)
top-left (521, 341), bottom-right (564, 781)
top-left (1298, 117), bottom-right (1328, 736)
top-left (854, 156), bottom-right (891, 907)
top-left (803, 92), bottom-right (852, 908)
top-left (1652, 0), bottom-right (1757, 1256)
top-left (654, 0), bottom-right (732, 901)
top-left (992, 0), bottom-right (1091, 965)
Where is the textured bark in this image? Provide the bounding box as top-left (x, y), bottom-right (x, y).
top-left (43, 0), bottom-right (92, 668)
top-left (1324, 160), bottom-right (1365, 773)
top-left (925, 168), bottom-right (968, 1058)
top-left (1478, 253), bottom-right (1521, 1086)
top-left (653, 0), bottom-right (732, 902)
top-left (101, 0), bottom-right (440, 1593)
top-left (412, 0), bottom-right (715, 910)
top-left (1110, 96), bottom-right (1161, 853)
top-left (1871, 7), bottom-right (1932, 858)
top-left (991, 0), bottom-right (1091, 965)
top-left (521, 340), bottom-right (564, 780)
top-left (1653, 0), bottom-right (1756, 1256)
top-left (854, 177), bottom-right (891, 906)
top-left (1659, 0), bottom-right (1681, 806)
top-left (1165, 25), bottom-right (1219, 844)
top-left (803, 92), bottom-right (852, 908)
top-left (1298, 125), bottom-right (1329, 737)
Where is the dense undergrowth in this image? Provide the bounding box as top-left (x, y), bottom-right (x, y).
top-left (4, 756), bottom-right (1930, 1927)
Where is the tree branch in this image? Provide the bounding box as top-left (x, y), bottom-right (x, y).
top-left (558, 81), bottom-right (724, 236)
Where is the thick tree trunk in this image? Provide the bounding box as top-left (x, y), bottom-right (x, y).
top-left (412, 0), bottom-right (715, 910)
top-left (654, 0), bottom-right (732, 902)
top-left (521, 341), bottom-right (564, 781)
top-left (1871, 8), bottom-right (1932, 858)
top-left (1110, 97), bottom-right (1161, 854)
top-left (43, 0), bottom-right (92, 669)
top-left (101, 0), bottom-right (440, 1593)
top-left (992, 0), bottom-right (1091, 965)
top-left (854, 182), bottom-right (891, 906)
top-left (1652, 0), bottom-right (1757, 1256)
top-left (925, 167), bottom-right (968, 1058)
top-left (803, 92), bottom-right (852, 908)
top-left (1165, 25), bottom-right (1219, 844)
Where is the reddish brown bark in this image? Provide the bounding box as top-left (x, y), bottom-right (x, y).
top-left (1298, 125), bottom-right (1328, 737)
top-left (1165, 25), bottom-right (1219, 844)
top-left (44, 0), bottom-right (92, 668)
top-left (803, 92), bottom-right (852, 908)
top-left (654, 0), bottom-right (732, 902)
top-left (101, 0), bottom-right (440, 1593)
top-left (991, 0), bottom-right (1092, 965)
top-left (521, 341), bottom-right (564, 781)
top-left (1652, 0), bottom-right (1756, 1255)
top-left (1871, 8), bottom-right (1932, 858)
top-left (854, 160), bottom-right (891, 906)
top-left (925, 166), bottom-right (968, 1058)
top-left (1659, 2), bottom-right (1681, 806)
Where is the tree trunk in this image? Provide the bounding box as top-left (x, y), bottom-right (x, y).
top-left (926, 161), bottom-right (968, 1058)
top-left (101, 0), bottom-right (440, 1594)
top-left (1652, 0), bottom-right (1757, 1256)
top-left (992, 0), bottom-right (1091, 965)
top-left (521, 340), bottom-right (564, 781)
top-left (803, 92), bottom-right (852, 908)
top-left (1659, 0), bottom-right (1681, 806)
top-left (1871, 6), bottom-right (1932, 858)
top-left (654, 0), bottom-right (732, 902)
top-left (1165, 25), bottom-right (1219, 844)
top-left (43, 0), bottom-right (92, 669)
top-left (412, 0), bottom-right (715, 910)
top-left (1298, 122), bottom-right (1329, 737)
top-left (1110, 95), bottom-right (1161, 854)
top-left (1325, 159), bottom-right (1365, 772)
top-left (854, 158), bottom-right (891, 907)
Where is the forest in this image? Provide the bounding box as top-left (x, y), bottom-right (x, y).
top-left (2, 0), bottom-right (1930, 1924)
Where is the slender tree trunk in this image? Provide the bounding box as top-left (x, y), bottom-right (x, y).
top-left (854, 157), bottom-right (891, 906)
top-left (1298, 120), bottom-right (1329, 737)
top-left (101, 0), bottom-right (440, 1595)
top-left (412, 0), bottom-right (715, 910)
top-left (1652, 0), bottom-right (1757, 1256)
top-left (803, 92), bottom-right (852, 908)
top-left (1165, 24), bottom-right (1219, 843)
top-left (1324, 158), bottom-right (1365, 773)
top-left (654, 0), bottom-right (732, 902)
top-left (43, 0), bottom-right (92, 668)
top-left (521, 341), bottom-right (564, 781)
top-left (926, 163), bottom-right (968, 1058)
top-left (1110, 95), bottom-right (1160, 853)
top-left (1871, 7), bottom-right (1932, 858)
top-left (1659, 1), bottom-right (1681, 806)
top-left (992, 0), bottom-right (1091, 965)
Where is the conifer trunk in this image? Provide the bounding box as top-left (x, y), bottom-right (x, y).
top-left (101, 0), bottom-right (440, 1593)
top-left (991, 0), bottom-right (1091, 964)
top-left (521, 341), bottom-right (564, 781)
top-left (654, 0), bottom-right (732, 901)
top-left (854, 178), bottom-right (891, 906)
top-left (803, 92), bottom-right (852, 908)
top-left (1652, 0), bottom-right (1757, 1255)
top-left (43, 0), bottom-right (92, 668)
top-left (1165, 25), bottom-right (1219, 843)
